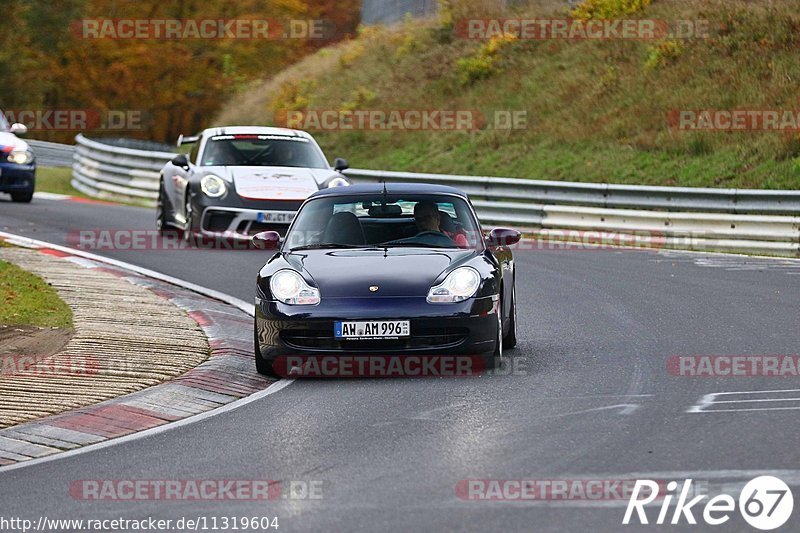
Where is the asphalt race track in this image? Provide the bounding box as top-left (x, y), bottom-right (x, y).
top-left (1, 195), bottom-right (800, 532)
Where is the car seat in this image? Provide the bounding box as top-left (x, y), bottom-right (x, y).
top-left (322, 212), bottom-right (366, 245)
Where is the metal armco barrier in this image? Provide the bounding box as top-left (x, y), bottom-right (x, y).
top-left (27, 139), bottom-right (76, 167)
top-left (72, 134), bottom-right (174, 202)
top-left (70, 135), bottom-right (800, 257)
top-left (343, 168), bottom-right (800, 215)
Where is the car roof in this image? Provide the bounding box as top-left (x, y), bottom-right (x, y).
top-left (201, 126), bottom-right (313, 139)
top-left (309, 183), bottom-right (469, 198)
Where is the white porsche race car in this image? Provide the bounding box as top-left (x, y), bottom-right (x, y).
top-left (157, 126), bottom-right (350, 239)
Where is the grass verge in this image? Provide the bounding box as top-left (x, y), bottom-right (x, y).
top-left (215, 0), bottom-right (800, 189)
top-left (35, 167), bottom-right (80, 197)
top-left (0, 259), bottom-right (73, 328)
top-left (35, 167), bottom-right (151, 207)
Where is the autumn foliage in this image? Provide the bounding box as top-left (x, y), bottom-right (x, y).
top-left (0, 0), bottom-right (359, 143)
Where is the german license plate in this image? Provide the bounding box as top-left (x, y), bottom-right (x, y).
top-left (257, 211), bottom-right (295, 224)
top-left (335, 320), bottom-right (410, 339)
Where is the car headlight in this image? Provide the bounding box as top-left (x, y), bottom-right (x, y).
top-left (200, 175), bottom-right (227, 197)
top-left (327, 177), bottom-right (350, 188)
top-left (8, 150), bottom-right (33, 165)
top-left (270, 269), bottom-right (320, 305)
top-left (427, 267), bottom-right (481, 303)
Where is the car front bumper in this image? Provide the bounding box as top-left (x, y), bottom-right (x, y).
top-left (255, 295), bottom-right (499, 362)
top-left (199, 206), bottom-right (298, 239)
top-left (191, 191), bottom-right (304, 239)
top-left (0, 162), bottom-right (35, 193)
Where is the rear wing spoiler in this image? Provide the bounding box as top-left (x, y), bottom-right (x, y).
top-left (177, 134), bottom-right (199, 147)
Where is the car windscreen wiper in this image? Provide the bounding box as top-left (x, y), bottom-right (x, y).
top-left (289, 243), bottom-right (368, 251)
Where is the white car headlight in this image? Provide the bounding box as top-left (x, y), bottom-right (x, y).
top-left (270, 269), bottom-right (320, 305)
top-left (327, 177), bottom-right (350, 188)
top-left (427, 267), bottom-right (481, 303)
top-left (200, 175), bottom-right (227, 197)
top-left (8, 150), bottom-right (33, 165)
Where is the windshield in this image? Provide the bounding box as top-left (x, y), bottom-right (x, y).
top-left (199, 134), bottom-right (328, 168)
top-left (0, 111), bottom-right (9, 132)
top-left (284, 194), bottom-right (482, 250)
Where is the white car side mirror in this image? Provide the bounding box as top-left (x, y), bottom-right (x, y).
top-left (10, 123), bottom-right (28, 136)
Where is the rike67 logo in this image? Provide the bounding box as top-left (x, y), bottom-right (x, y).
top-left (624, 476), bottom-right (793, 530)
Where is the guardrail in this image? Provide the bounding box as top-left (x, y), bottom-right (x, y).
top-left (27, 139), bottom-right (76, 168)
top-left (69, 135), bottom-right (800, 257)
top-left (72, 134), bottom-right (173, 202)
top-left (343, 168), bottom-right (800, 215)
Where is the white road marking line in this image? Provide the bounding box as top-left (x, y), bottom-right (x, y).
top-left (657, 249), bottom-right (800, 263)
top-left (0, 379), bottom-right (295, 474)
top-left (687, 389), bottom-right (800, 413)
top-left (539, 394), bottom-right (653, 399)
top-left (708, 388), bottom-right (800, 396)
top-left (390, 398), bottom-right (647, 425)
top-left (713, 398), bottom-right (800, 403)
top-left (547, 404), bottom-right (640, 418)
top-left (698, 406), bottom-right (800, 413)
top-left (33, 192), bottom-right (72, 201)
top-left (407, 404), bottom-right (475, 421)
top-left (613, 469), bottom-right (800, 481)
top-left (63, 256), bottom-right (103, 268)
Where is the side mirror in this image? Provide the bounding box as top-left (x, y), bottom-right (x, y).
top-left (10, 123), bottom-right (27, 136)
top-left (486, 228), bottom-right (521, 247)
top-left (252, 231), bottom-right (281, 250)
top-left (333, 157), bottom-right (349, 171)
top-left (171, 154), bottom-right (189, 168)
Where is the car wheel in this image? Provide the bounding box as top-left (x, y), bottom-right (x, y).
top-left (11, 189), bottom-right (34, 203)
top-left (504, 281), bottom-right (517, 348)
top-left (254, 326), bottom-right (279, 378)
top-left (183, 193), bottom-right (195, 241)
top-left (494, 294), bottom-right (503, 360)
top-left (479, 294), bottom-right (503, 373)
top-left (156, 182), bottom-right (168, 233)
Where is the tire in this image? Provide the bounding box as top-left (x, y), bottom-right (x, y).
top-left (181, 192), bottom-right (197, 247)
top-left (494, 294), bottom-right (503, 360)
top-left (156, 181), bottom-right (169, 233)
top-left (480, 294), bottom-right (504, 373)
top-left (11, 189), bottom-right (33, 203)
top-left (183, 193), bottom-right (194, 236)
top-left (254, 326), bottom-right (279, 378)
top-left (504, 281), bottom-right (517, 348)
